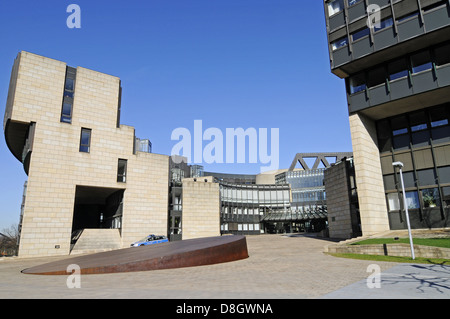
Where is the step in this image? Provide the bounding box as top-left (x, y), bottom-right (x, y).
top-left (71, 229), bottom-right (122, 255)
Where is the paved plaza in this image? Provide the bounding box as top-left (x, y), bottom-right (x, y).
top-left (0, 234), bottom-right (449, 299)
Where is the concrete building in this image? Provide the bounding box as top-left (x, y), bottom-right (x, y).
top-left (324, 0), bottom-right (450, 235)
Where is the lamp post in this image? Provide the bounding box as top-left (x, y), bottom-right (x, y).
top-left (392, 161), bottom-right (415, 260)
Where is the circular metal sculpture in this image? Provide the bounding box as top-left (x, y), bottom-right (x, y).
top-left (21, 235), bottom-right (248, 275)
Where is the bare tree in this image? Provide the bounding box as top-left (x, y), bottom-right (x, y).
top-left (0, 224), bottom-right (19, 256)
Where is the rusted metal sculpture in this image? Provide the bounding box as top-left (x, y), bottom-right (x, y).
top-left (21, 235), bottom-right (248, 275)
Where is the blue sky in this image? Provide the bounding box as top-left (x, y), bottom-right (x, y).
top-left (0, 1), bottom-right (350, 230)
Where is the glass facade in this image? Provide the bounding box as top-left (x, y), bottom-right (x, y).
top-left (276, 169), bottom-right (327, 211)
top-left (220, 182), bottom-right (290, 235)
top-left (377, 103), bottom-right (450, 229)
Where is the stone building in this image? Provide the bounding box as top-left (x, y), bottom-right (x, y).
top-left (4, 51), bottom-right (172, 257)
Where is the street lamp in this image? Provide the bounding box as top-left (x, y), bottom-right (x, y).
top-left (392, 161), bottom-right (415, 260)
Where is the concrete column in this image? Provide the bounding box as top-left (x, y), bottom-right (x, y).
top-left (349, 113), bottom-right (390, 235)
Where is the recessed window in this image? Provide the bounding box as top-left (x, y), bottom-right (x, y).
top-left (348, 0), bottom-right (363, 6)
top-left (411, 51), bottom-right (433, 74)
top-left (374, 17), bottom-right (393, 32)
top-left (60, 66), bottom-right (76, 124)
top-left (117, 159), bottom-right (127, 183)
top-left (351, 28), bottom-right (370, 42)
top-left (61, 102), bottom-right (72, 123)
top-left (397, 11), bottom-right (419, 23)
top-left (79, 128), bottom-right (91, 153)
top-left (331, 37), bottom-right (348, 51)
top-left (391, 116), bottom-right (409, 136)
top-left (430, 106), bottom-right (449, 127)
top-left (328, 0), bottom-right (344, 16)
top-left (388, 58), bottom-right (409, 81)
top-left (349, 73), bottom-right (366, 94)
top-left (367, 67), bottom-right (386, 88)
top-left (434, 43), bottom-right (450, 67)
top-left (64, 78), bottom-right (74, 98)
top-left (409, 111), bottom-right (428, 132)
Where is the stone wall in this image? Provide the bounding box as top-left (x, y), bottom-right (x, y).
top-left (349, 113), bottom-right (390, 235)
top-left (326, 243), bottom-right (450, 259)
top-left (324, 160), bottom-right (353, 239)
top-left (182, 176), bottom-right (220, 239)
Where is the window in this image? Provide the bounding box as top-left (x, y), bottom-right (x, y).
top-left (349, 73), bottom-right (366, 94)
top-left (397, 11), bottom-right (419, 23)
top-left (442, 186), bottom-right (450, 206)
top-left (328, 0), bottom-right (344, 16)
top-left (423, 0), bottom-right (448, 12)
top-left (374, 17), bottom-right (393, 32)
top-left (60, 66), bottom-right (76, 123)
top-left (411, 51), bottom-right (433, 74)
top-left (61, 102), bottom-right (73, 124)
top-left (117, 159), bottom-right (127, 182)
top-left (348, 0), bottom-right (362, 6)
top-left (430, 106), bottom-right (449, 127)
top-left (409, 111), bottom-right (428, 132)
top-left (331, 37), bottom-right (348, 51)
top-left (434, 43), bottom-right (450, 67)
top-left (351, 28), bottom-right (370, 42)
top-left (367, 67), bottom-right (386, 88)
top-left (79, 128), bottom-right (91, 153)
top-left (387, 193), bottom-right (400, 211)
top-left (391, 116), bottom-right (408, 136)
top-left (405, 191), bottom-right (420, 209)
top-left (388, 58), bottom-right (408, 81)
top-left (421, 188), bottom-right (440, 208)
top-left (64, 78), bottom-right (75, 98)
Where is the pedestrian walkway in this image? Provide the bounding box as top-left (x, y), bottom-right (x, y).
top-left (321, 263), bottom-right (450, 299)
top-left (0, 234), bottom-right (448, 299)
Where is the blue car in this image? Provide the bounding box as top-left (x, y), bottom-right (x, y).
top-left (131, 234), bottom-right (168, 247)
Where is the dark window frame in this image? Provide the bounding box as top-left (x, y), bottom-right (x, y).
top-left (117, 159), bottom-right (127, 183)
top-left (79, 128), bottom-right (91, 153)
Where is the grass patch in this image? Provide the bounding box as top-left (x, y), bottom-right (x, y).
top-left (327, 252), bottom-right (450, 265)
top-left (350, 237), bottom-right (450, 249)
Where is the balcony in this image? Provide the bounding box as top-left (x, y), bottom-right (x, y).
top-left (326, 0), bottom-right (450, 77)
top-left (349, 64), bottom-right (450, 117)
top-left (346, 39), bottom-right (450, 118)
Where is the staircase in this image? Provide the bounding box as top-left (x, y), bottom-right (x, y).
top-left (70, 229), bottom-right (122, 255)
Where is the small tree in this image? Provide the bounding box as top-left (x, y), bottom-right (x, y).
top-left (0, 224), bottom-right (19, 256)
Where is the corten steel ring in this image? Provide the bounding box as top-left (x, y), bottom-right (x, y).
top-left (21, 235), bottom-right (249, 275)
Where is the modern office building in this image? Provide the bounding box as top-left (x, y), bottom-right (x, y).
top-left (324, 0), bottom-right (450, 234)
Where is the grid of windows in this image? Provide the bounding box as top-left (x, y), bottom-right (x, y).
top-left (377, 104), bottom-right (450, 228)
top-left (377, 104), bottom-right (450, 152)
top-left (347, 41), bottom-right (450, 95)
